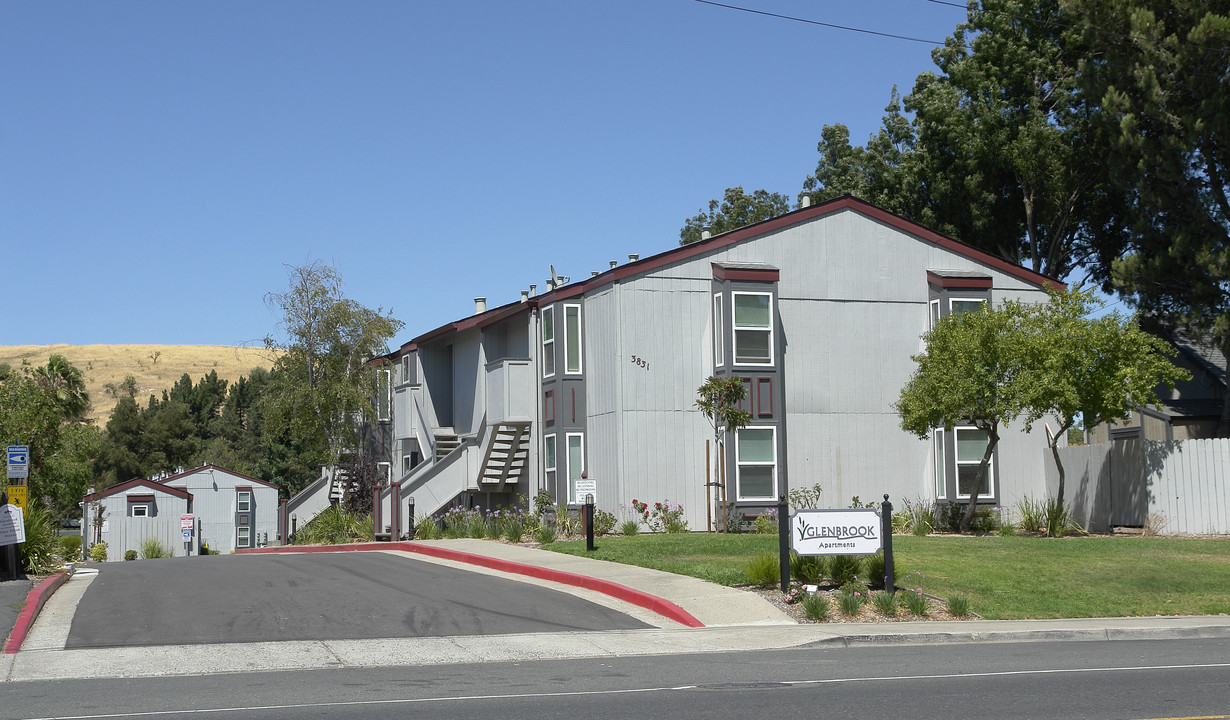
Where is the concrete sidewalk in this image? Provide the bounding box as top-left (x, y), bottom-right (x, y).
top-left (6, 539), bottom-right (1230, 682)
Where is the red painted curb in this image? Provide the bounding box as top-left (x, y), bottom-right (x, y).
top-left (4, 571), bottom-right (70, 654)
top-left (241, 542), bottom-right (705, 628)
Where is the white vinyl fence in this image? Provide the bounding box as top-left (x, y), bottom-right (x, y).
top-left (96, 518), bottom-right (187, 561)
top-left (1049, 438), bottom-right (1230, 535)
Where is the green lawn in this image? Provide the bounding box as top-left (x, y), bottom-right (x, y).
top-left (545, 533), bottom-right (1230, 619)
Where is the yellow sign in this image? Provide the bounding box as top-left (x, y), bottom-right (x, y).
top-left (5, 485), bottom-right (27, 510)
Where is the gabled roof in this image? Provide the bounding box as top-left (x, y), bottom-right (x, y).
top-left (82, 478), bottom-right (193, 503)
top-left (155, 463), bottom-right (279, 490)
top-left (390, 195), bottom-right (1064, 355)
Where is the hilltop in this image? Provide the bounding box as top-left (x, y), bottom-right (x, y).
top-left (0, 345), bottom-right (277, 425)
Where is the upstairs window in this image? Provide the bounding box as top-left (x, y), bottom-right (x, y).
top-left (542, 307), bottom-right (556, 378)
top-left (713, 294), bottom-right (724, 367)
top-left (237, 491), bottom-right (251, 513)
top-left (733, 292), bottom-right (773, 366)
top-left (131, 504), bottom-right (149, 518)
top-left (950, 298), bottom-right (987, 317)
top-left (377, 369), bottom-right (391, 421)
top-left (564, 304), bottom-right (582, 374)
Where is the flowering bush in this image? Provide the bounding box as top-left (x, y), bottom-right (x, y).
top-left (783, 583), bottom-right (806, 605)
top-left (752, 507), bottom-right (778, 535)
top-left (631, 499), bottom-right (688, 533)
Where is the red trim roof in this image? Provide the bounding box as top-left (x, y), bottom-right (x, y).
top-left (82, 478), bottom-right (192, 503)
top-left (155, 464), bottom-right (279, 490)
top-left (392, 195), bottom-right (1064, 352)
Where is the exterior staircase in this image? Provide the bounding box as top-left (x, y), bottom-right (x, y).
top-left (434, 430), bottom-right (461, 461)
top-left (478, 421), bottom-right (531, 491)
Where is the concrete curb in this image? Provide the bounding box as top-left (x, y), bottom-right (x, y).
top-left (3, 571), bottom-right (70, 654)
top-left (803, 623), bottom-right (1230, 648)
top-left (240, 541), bottom-right (706, 628)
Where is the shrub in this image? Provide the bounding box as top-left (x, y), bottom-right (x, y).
top-left (1045, 499), bottom-right (1085, 538)
top-left (752, 508), bottom-right (779, 535)
top-left (864, 552), bottom-right (886, 589)
top-left (17, 501), bottom-right (60, 574)
top-left (1016, 496), bottom-right (1046, 534)
top-left (790, 552), bottom-right (824, 585)
top-left (871, 590), bottom-right (898, 616)
top-left (141, 538), bottom-right (171, 559)
top-left (827, 554), bottom-right (862, 586)
top-left (502, 518), bottom-right (524, 543)
top-left (89, 542), bottom-right (108, 562)
top-left (744, 553), bottom-right (779, 588)
top-left (619, 519), bottom-right (639, 536)
top-left (902, 589), bottom-right (929, 616)
top-left (898, 498), bottom-right (936, 536)
top-left (787, 483), bottom-right (823, 510)
top-left (200, 542), bottom-right (216, 555)
top-left (60, 534), bottom-right (82, 562)
top-left (946, 594), bottom-right (971, 617)
top-left (592, 509), bottom-right (617, 536)
top-left (414, 515), bottom-right (442, 540)
top-left (296, 506), bottom-right (374, 545)
top-left (124, 549), bottom-right (138, 561)
top-left (802, 593), bottom-right (831, 621)
top-left (535, 525), bottom-right (557, 544)
top-left (553, 505), bottom-right (580, 537)
top-left (837, 586), bottom-right (866, 617)
top-left (631, 499), bottom-right (687, 533)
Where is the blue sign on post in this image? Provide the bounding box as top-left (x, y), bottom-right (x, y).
top-left (7, 446), bottom-right (29, 480)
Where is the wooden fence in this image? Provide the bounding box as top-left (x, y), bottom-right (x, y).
top-left (1049, 438), bottom-right (1230, 535)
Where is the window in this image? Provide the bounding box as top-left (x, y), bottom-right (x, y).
top-left (237, 527), bottom-right (251, 549)
top-left (564, 304), bottom-right (582, 374)
top-left (377, 369), bottom-right (391, 421)
top-left (736, 427), bottom-right (776, 501)
top-left (131, 504), bottom-right (149, 518)
top-left (544, 434), bottom-right (557, 492)
top-left (732, 292), bottom-right (773, 365)
top-left (950, 298), bottom-right (987, 317)
top-left (542, 306), bottom-right (556, 378)
top-left (378, 462), bottom-right (390, 483)
top-left (566, 433), bottom-right (585, 505)
top-left (713, 294), bottom-right (724, 366)
top-left (237, 491), bottom-right (251, 513)
top-left (401, 355), bottom-right (412, 384)
top-left (933, 429), bottom-right (946, 499)
top-left (929, 299), bottom-right (941, 330)
top-left (956, 427), bottom-right (995, 498)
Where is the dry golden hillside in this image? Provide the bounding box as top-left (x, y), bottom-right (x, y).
top-left (0, 345), bottom-right (277, 425)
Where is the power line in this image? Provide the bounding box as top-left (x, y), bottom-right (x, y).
top-left (693, 0), bottom-right (951, 46)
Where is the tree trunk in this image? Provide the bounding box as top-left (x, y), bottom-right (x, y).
top-left (960, 428), bottom-right (999, 533)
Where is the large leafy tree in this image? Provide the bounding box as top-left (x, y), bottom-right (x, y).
top-left (680, 187), bottom-right (792, 245)
top-left (263, 262), bottom-right (403, 496)
top-left (1072, 0), bottom-right (1230, 435)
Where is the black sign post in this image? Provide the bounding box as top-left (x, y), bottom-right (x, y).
top-left (584, 494), bottom-right (595, 552)
top-left (881, 494), bottom-right (896, 594)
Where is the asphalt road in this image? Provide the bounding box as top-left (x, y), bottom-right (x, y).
top-left (65, 552), bottom-right (649, 648)
top-left (3, 639), bottom-right (1228, 720)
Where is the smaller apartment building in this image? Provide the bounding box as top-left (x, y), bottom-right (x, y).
top-left (374, 196), bottom-right (1063, 532)
top-left (82, 464), bottom-right (278, 560)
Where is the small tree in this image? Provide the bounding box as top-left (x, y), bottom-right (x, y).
top-left (896, 301), bottom-right (1033, 533)
top-left (696, 376), bottom-right (753, 532)
top-left (1019, 288), bottom-right (1188, 511)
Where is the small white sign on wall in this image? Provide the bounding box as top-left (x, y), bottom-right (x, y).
top-left (574, 480), bottom-right (597, 504)
top-left (791, 509), bottom-right (882, 556)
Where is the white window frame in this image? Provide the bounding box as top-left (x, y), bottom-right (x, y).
top-left (566, 432), bottom-right (585, 505)
top-left (131, 504), bottom-right (149, 518)
top-left (929, 299), bottom-right (941, 330)
top-left (933, 429), bottom-right (946, 499)
top-left (735, 426), bottom-right (777, 501)
top-left (237, 526), bottom-right (251, 549)
top-left (731, 291), bottom-right (774, 367)
top-left (541, 306), bottom-right (556, 379)
top-left (544, 433), bottom-right (557, 493)
top-left (378, 462), bottom-right (391, 484)
top-left (401, 355), bottom-right (412, 384)
top-left (955, 426), bottom-right (995, 500)
top-left (564, 304), bottom-right (583, 375)
top-left (713, 294), bottom-right (724, 367)
top-left (237, 491), bottom-right (251, 513)
top-left (949, 297), bottom-right (987, 317)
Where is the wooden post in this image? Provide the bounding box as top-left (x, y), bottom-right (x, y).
top-left (705, 440), bottom-right (712, 533)
top-left (719, 441), bottom-right (728, 533)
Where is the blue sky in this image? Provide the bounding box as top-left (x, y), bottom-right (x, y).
top-left (2, 1), bottom-right (972, 347)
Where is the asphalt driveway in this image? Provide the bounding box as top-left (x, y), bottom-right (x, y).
top-left (65, 551), bottom-right (649, 648)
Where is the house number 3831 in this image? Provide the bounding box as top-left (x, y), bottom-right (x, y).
top-left (630, 355), bottom-right (650, 371)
